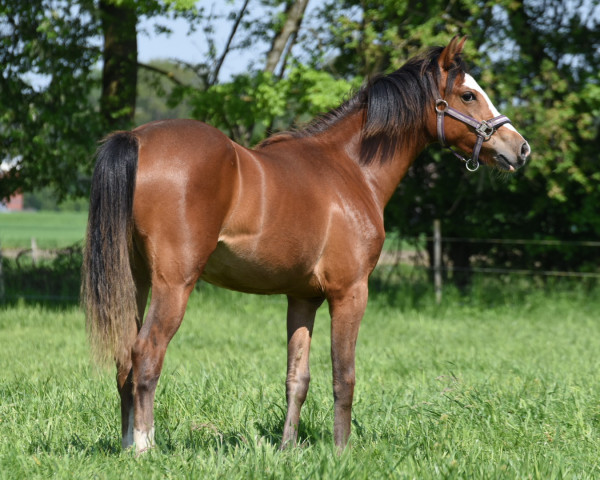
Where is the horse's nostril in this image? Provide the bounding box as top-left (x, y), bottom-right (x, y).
top-left (520, 141), bottom-right (531, 160)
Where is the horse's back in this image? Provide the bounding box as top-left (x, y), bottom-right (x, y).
top-left (133, 119), bottom-right (236, 167)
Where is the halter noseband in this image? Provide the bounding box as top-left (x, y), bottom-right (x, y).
top-left (435, 98), bottom-right (512, 172)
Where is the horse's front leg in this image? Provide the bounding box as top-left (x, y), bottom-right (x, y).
top-left (281, 296), bottom-right (323, 449)
top-left (328, 282), bottom-right (368, 449)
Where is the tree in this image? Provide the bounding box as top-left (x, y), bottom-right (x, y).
top-left (0, 0), bottom-right (320, 199)
top-left (264, 0), bottom-right (309, 75)
top-left (477, 0), bottom-right (600, 272)
top-left (99, 0), bottom-right (138, 129)
top-left (135, 60), bottom-right (199, 125)
top-left (0, 0), bottom-right (194, 200)
top-left (169, 0), bottom-right (359, 146)
top-left (177, 65), bottom-right (356, 145)
top-left (301, 0), bottom-right (478, 78)
top-left (0, 0), bottom-right (102, 200)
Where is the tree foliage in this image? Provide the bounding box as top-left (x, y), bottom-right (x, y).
top-left (0, 0), bottom-right (195, 200)
top-left (0, 0), bottom-right (102, 199)
top-left (175, 66), bottom-right (357, 145)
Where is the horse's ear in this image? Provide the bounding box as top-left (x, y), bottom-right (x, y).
top-left (438, 35), bottom-right (467, 71)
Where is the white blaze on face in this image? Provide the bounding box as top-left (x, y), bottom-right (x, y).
top-left (463, 74), bottom-right (518, 133)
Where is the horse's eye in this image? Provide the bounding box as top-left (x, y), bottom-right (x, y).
top-left (462, 92), bottom-right (476, 102)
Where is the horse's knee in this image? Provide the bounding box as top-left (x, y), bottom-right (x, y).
top-left (332, 372), bottom-right (355, 408)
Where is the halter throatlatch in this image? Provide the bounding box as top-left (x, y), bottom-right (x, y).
top-left (435, 99), bottom-right (512, 172)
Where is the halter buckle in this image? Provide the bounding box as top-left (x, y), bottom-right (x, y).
top-left (475, 120), bottom-right (494, 140)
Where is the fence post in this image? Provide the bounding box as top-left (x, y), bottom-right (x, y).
top-left (433, 219), bottom-right (442, 304)
top-left (31, 237), bottom-right (39, 266)
top-left (0, 239), bottom-right (5, 303)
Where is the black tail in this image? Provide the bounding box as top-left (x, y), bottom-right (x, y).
top-left (81, 131), bottom-right (139, 366)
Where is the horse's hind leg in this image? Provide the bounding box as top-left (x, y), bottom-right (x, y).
top-left (118, 258), bottom-right (150, 450)
top-left (130, 261), bottom-right (201, 453)
top-left (281, 296), bottom-right (323, 448)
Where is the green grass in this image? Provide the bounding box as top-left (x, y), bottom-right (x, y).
top-left (1, 280), bottom-right (600, 478)
top-left (0, 211), bottom-right (87, 249)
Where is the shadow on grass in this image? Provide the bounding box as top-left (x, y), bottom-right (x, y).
top-left (159, 413), bottom-right (330, 455)
top-left (28, 435), bottom-right (121, 457)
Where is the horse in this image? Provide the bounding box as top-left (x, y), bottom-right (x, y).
top-left (81, 37), bottom-right (530, 454)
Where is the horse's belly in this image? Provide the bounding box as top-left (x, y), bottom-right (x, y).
top-left (201, 239), bottom-right (319, 296)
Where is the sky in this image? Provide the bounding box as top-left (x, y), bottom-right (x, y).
top-left (136, 0), bottom-right (322, 82)
top-left (137, 2), bottom-right (268, 81)
top-left (138, 16), bottom-right (218, 65)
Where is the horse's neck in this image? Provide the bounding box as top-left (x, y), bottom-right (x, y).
top-left (317, 110), bottom-right (429, 210)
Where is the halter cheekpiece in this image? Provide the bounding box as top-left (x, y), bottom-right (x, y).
top-left (435, 98), bottom-right (512, 172)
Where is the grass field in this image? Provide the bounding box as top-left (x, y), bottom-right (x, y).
top-left (0, 211), bottom-right (88, 249)
top-left (1, 278), bottom-right (600, 479)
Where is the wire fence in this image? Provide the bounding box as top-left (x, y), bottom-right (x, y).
top-left (422, 236), bottom-right (600, 278)
top-left (380, 240), bottom-right (600, 277)
top-left (428, 237), bottom-right (600, 247)
top-left (385, 221), bottom-right (600, 303)
top-left (1, 228), bottom-right (599, 303)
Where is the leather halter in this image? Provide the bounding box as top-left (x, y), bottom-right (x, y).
top-left (435, 98), bottom-right (512, 172)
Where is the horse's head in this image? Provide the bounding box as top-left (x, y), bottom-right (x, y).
top-left (433, 37), bottom-right (530, 172)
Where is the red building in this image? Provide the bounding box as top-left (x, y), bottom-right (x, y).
top-left (3, 191), bottom-right (24, 211)
top-left (1, 158), bottom-right (24, 211)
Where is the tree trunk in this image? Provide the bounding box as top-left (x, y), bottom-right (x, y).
top-left (100, 0), bottom-right (138, 130)
top-left (264, 0), bottom-right (310, 74)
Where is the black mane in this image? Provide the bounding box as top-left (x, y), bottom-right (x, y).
top-left (260, 46), bottom-right (468, 165)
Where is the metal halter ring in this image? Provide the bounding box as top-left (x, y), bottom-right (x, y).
top-left (465, 157), bottom-right (480, 172)
top-left (435, 99), bottom-right (448, 113)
